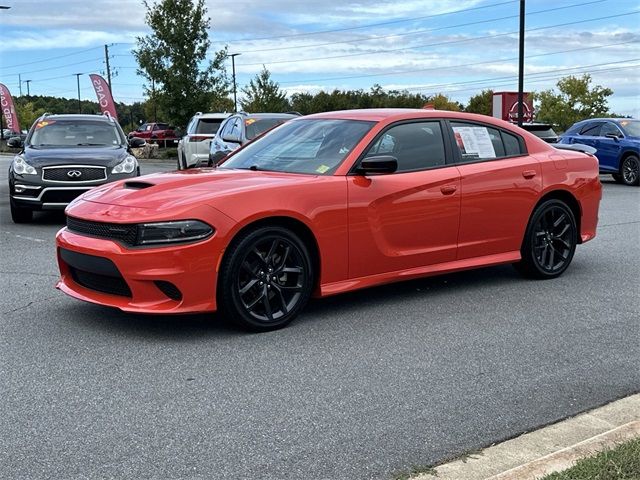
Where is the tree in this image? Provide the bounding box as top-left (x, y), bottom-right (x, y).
top-left (533, 75), bottom-right (613, 131)
top-left (427, 93), bottom-right (463, 111)
top-left (240, 67), bottom-right (290, 112)
top-left (134, 0), bottom-right (229, 128)
top-left (465, 89), bottom-right (493, 116)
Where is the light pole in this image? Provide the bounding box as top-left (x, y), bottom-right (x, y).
top-left (229, 53), bottom-right (241, 112)
top-left (74, 73), bottom-right (83, 113)
top-left (25, 80), bottom-right (32, 96)
top-left (517, 0), bottom-right (525, 126)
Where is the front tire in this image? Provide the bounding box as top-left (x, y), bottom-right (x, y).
top-left (620, 155), bottom-right (640, 186)
top-left (218, 226), bottom-right (314, 331)
top-left (515, 199), bottom-right (577, 279)
top-left (10, 200), bottom-right (33, 223)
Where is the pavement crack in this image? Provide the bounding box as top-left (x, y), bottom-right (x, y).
top-left (599, 220), bottom-right (640, 228)
top-left (2, 295), bottom-right (58, 315)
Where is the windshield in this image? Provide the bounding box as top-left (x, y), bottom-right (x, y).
top-left (619, 120), bottom-right (640, 137)
top-left (246, 118), bottom-right (289, 140)
top-left (29, 120), bottom-right (124, 147)
top-left (220, 119), bottom-right (375, 175)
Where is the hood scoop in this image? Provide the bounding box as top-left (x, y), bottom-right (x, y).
top-left (123, 181), bottom-right (155, 190)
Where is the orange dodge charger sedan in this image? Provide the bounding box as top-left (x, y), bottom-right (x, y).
top-left (56, 109), bottom-right (601, 331)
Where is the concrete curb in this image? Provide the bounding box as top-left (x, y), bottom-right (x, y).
top-left (413, 393), bottom-right (640, 480)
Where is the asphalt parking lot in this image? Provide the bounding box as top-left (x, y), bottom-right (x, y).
top-left (1, 155), bottom-right (639, 480)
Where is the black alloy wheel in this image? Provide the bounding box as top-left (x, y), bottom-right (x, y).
top-left (515, 199), bottom-right (577, 279)
top-left (219, 226), bottom-right (314, 331)
top-left (621, 155), bottom-right (640, 186)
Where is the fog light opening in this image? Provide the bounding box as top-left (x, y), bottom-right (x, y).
top-left (154, 281), bottom-right (183, 301)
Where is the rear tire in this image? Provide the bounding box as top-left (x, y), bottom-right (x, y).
top-left (620, 155), bottom-right (640, 186)
top-left (514, 199), bottom-right (577, 279)
top-left (10, 200), bottom-right (33, 223)
top-left (218, 226), bottom-right (314, 332)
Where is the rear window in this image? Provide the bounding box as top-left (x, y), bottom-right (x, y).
top-left (246, 118), bottom-right (288, 140)
top-left (196, 118), bottom-right (223, 135)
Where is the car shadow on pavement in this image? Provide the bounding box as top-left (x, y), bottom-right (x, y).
top-left (63, 263), bottom-right (524, 339)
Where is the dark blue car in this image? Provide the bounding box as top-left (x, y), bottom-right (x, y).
top-left (558, 118), bottom-right (639, 186)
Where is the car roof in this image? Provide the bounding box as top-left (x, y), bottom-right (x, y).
top-left (195, 113), bottom-right (230, 119)
top-left (237, 113), bottom-right (299, 119)
top-left (41, 114), bottom-right (114, 122)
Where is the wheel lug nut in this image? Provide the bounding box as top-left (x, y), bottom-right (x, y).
top-left (259, 281), bottom-right (264, 286)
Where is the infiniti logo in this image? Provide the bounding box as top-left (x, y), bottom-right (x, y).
top-left (67, 170), bottom-right (82, 178)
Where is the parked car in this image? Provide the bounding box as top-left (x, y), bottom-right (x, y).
top-left (128, 122), bottom-right (176, 142)
top-left (8, 113), bottom-right (144, 223)
top-left (177, 112), bottom-right (229, 169)
top-left (520, 123), bottom-right (558, 143)
top-left (558, 118), bottom-right (639, 186)
top-left (56, 109), bottom-right (601, 331)
top-left (208, 112), bottom-right (300, 165)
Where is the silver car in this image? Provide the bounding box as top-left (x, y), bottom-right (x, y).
top-left (177, 112), bottom-right (229, 169)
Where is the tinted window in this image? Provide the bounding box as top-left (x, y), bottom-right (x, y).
top-left (580, 123), bottom-right (602, 136)
top-left (600, 122), bottom-right (622, 137)
top-left (451, 122), bottom-right (513, 161)
top-left (246, 118), bottom-right (288, 140)
top-left (196, 118), bottom-right (223, 134)
top-left (501, 130), bottom-right (523, 155)
top-left (364, 121), bottom-right (446, 172)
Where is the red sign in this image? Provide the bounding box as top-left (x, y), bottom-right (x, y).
top-left (0, 83), bottom-right (21, 133)
top-left (89, 74), bottom-right (118, 119)
top-left (492, 91), bottom-right (534, 123)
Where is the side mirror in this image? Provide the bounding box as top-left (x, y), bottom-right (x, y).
top-left (357, 155), bottom-right (398, 175)
top-left (129, 137), bottom-right (146, 148)
top-left (7, 136), bottom-right (23, 149)
top-left (604, 133), bottom-right (621, 140)
top-left (222, 132), bottom-right (241, 144)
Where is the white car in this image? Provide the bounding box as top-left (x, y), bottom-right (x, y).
top-left (177, 112), bottom-right (230, 169)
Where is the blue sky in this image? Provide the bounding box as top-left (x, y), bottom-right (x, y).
top-left (0, 0), bottom-right (638, 116)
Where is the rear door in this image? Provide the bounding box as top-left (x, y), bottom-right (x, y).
top-left (347, 120), bottom-right (461, 278)
top-left (448, 121), bottom-right (543, 259)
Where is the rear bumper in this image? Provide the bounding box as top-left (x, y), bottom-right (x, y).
top-left (56, 227), bottom-right (221, 314)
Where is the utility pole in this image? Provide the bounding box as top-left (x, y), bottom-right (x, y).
top-left (151, 79), bottom-right (157, 122)
top-left (25, 80), bottom-right (31, 96)
top-left (74, 73), bottom-right (83, 113)
top-left (517, 0), bottom-right (525, 127)
top-left (104, 44), bottom-right (112, 93)
top-left (18, 74), bottom-right (22, 96)
top-left (229, 53), bottom-right (241, 112)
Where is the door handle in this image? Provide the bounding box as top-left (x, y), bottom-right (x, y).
top-left (522, 170), bottom-right (537, 179)
top-left (440, 185), bottom-right (457, 195)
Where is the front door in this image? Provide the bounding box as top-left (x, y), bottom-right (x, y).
top-left (348, 120), bottom-right (461, 279)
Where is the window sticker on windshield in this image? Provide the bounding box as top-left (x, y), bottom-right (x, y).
top-left (35, 120), bottom-right (55, 129)
top-left (245, 118), bottom-right (256, 125)
top-left (452, 126), bottom-right (496, 159)
top-left (316, 164), bottom-right (330, 174)
top-left (620, 121), bottom-right (629, 126)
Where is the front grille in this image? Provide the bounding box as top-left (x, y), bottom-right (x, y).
top-left (41, 189), bottom-right (89, 204)
top-left (70, 267), bottom-right (132, 297)
top-left (43, 166), bottom-right (107, 182)
top-left (67, 216), bottom-right (138, 246)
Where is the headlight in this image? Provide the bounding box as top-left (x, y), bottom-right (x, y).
top-left (137, 220), bottom-right (213, 245)
top-left (112, 155), bottom-right (138, 174)
top-left (12, 155), bottom-right (37, 175)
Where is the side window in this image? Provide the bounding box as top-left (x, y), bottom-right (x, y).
top-left (580, 123), bottom-right (602, 136)
top-left (600, 122), bottom-right (622, 137)
top-left (451, 122), bottom-right (512, 161)
top-left (220, 117), bottom-right (235, 138)
top-left (363, 121), bottom-right (446, 172)
top-left (229, 118), bottom-right (243, 139)
top-left (501, 130), bottom-right (523, 156)
top-left (186, 117), bottom-right (196, 133)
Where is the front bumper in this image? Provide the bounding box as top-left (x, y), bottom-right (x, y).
top-left (56, 227), bottom-right (222, 314)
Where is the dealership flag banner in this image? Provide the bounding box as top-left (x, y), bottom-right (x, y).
top-left (0, 83), bottom-right (21, 133)
top-left (89, 74), bottom-right (118, 119)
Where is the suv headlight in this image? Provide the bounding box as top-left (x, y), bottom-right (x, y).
top-left (112, 155), bottom-right (138, 174)
top-left (137, 220), bottom-right (213, 245)
top-left (12, 155), bottom-right (37, 175)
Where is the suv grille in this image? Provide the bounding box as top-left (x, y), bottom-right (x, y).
top-left (43, 166), bottom-right (107, 182)
top-left (66, 216), bottom-right (138, 246)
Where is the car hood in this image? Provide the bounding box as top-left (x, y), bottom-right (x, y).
top-left (79, 168), bottom-right (320, 211)
top-left (23, 146), bottom-right (129, 168)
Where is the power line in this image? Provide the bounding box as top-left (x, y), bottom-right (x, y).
top-left (216, 0), bottom-right (520, 43)
top-left (238, 11), bottom-right (636, 67)
top-left (232, 0), bottom-right (609, 55)
top-left (277, 40), bottom-right (639, 85)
